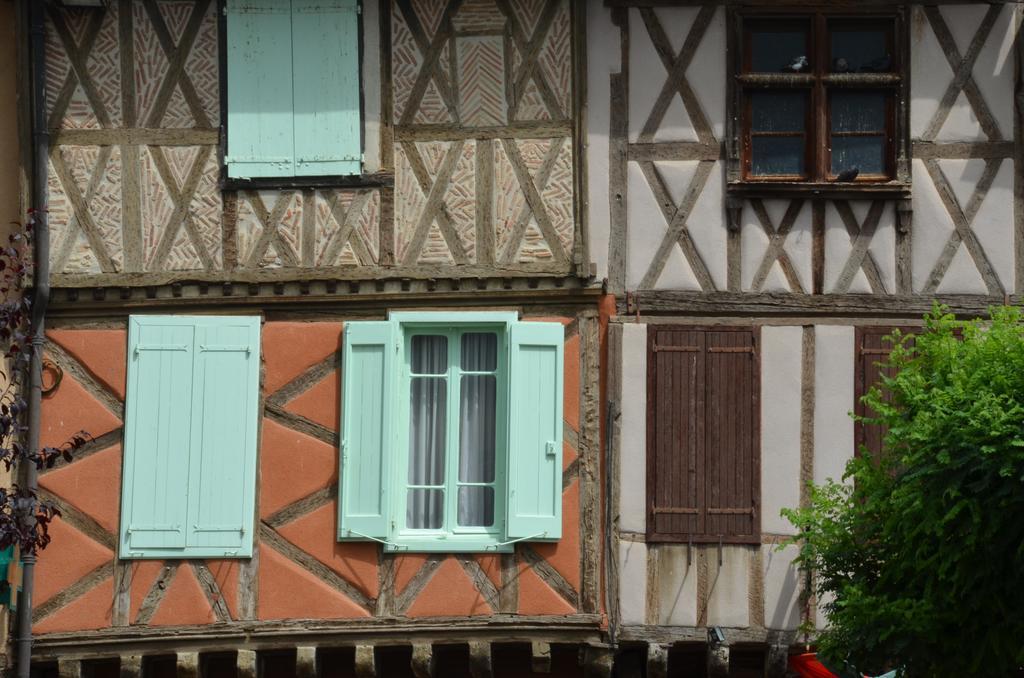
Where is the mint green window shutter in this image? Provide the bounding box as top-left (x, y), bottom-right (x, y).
top-left (185, 317), bottom-right (260, 556)
top-left (121, 316), bottom-right (260, 559)
top-left (292, 0), bottom-right (361, 176)
top-left (225, 0), bottom-right (295, 178)
top-left (339, 321), bottom-right (396, 540)
top-left (506, 322), bottom-right (564, 540)
top-left (122, 318), bottom-right (195, 552)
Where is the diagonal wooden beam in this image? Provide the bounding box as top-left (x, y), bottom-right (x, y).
top-left (243, 190), bottom-right (298, 268)
top-left (922, 5), bottom-right (1003, 141)
top-left (401, 141), bottom-right (470, 264)
top-left (52, 145), bottom-right (113, 272)
top-left (499, 137), bottom-right (564, 264)
top-left (401, 140), bottom-right (467, 265)
top-left (134, 562), bottom-right (179, 625)
top-left (454, 555), bottom-right (501, 613)
top-left (639, 160), bottom-right (715, 289)
top-left (47, 6), bottom-right (111, 128)
top-left (833, 200), bottom-right (887, 294)
top-left (394, 555), bottom-right (446, 615)
top-left (190, 562), bottom-right (232, 622)
top-left (637, 160), bottom-right (714, 291)
top-left (149, 145), bottom-right (215, 270)
top-left (32, 561), bottom-right (114, 624)
top-left (500, 138), bottom-right (568, 264)
top-left (637, 6), bottom-right (716, 145)
top-left (142, 0), bottom-right (212, 128)
top-left (322, 190), bottom-right (376, 266)
top-left (922, 158), bottom-right (1004, 294)
top-left (750, 198), bottom-right (805, 293)
top-left (49, 146), bottom-right (118, 273)
top-left (499, 0), bottom-right (564, 121)
top-left (396, 0), bottom-right (464, 125)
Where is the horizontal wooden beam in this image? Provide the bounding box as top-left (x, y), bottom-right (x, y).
top-left (912, 140), bottom-right (1015, 160)
top-left (394, 122), bottom-right (572, 142)
top-left (606, 0), bottom-right (1018, 5)
top-left (616, 625), bottom-right (800, 647)
top-left (625, 291), bottom-right (1018, 319)
top-left (31, 615), bottom-right (606, 662)
top-left (51, 128), bottom-right (219, 146)
top-left (628, 142), bottom-right (722, 162)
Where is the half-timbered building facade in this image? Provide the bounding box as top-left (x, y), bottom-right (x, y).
top-left (7, 0), bottom-right (1022, 675)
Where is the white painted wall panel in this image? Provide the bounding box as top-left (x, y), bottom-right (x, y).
top-left (761, 327), bottom-right (802, 536)
top-left (657, 544), bottom-right (698, 627)
top-left (620, 323), bottom-right (648, 534)
top-left (763, 544), bottom-right (801, 631)
top-left (706, 546), bottom-right (750, 628)
top-left (586, 3), bottom-right (618, 281)
top-left (814, 326), bottom-right (855, 486)
top-left (619, 540), bottom-right (648, 626)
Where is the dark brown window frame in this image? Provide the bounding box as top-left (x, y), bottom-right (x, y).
top-left (726, 6), bottom-right (911, 199)
top-left (854, 325), bottom-right (911, 459)
top-left (645, 325), bottom-right (761, 545)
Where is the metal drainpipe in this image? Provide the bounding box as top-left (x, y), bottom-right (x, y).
top-left (17, 0), bottom-right (51, 675)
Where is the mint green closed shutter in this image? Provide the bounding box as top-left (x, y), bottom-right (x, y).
top-left (225, 0), bottom-right (295, 178)
top-left (292, 0), bottom-right (361, 176)
top-left (122, 318), bottom-right (195, 551)
top-left (339, 322), bottom-right (396, 540)
top-left (121, 316), bottom-right (260, 559)
top-left (506, 322), bottom-right (564, 540)
top-left (186, 318), bottom-right (261, 556)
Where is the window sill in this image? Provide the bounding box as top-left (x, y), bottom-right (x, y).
top-left (222, 171), bottom-right (394, 192)
top-left (381, 539), bottom-right (514, 554)
top-left (727, 180), bottom-right (911, 200)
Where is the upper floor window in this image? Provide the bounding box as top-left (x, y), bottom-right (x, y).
top-left (224, 0), bottom-right (361, 179)
top-left (736, 11), bottom-right (905, 188)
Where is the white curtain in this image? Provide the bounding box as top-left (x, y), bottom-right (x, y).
top-left (407, 336), bottom-right (447, 529)
top-left (458, 333), bottom-right (496, 527)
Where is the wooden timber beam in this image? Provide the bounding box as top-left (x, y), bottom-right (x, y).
top-left (411, 643), bottom-right (434, 678)
top-left (531, 640), bottom-right (552, 674)
top-left (646, 644), bottom-right (668, 678)
top-left (355, 645), bottom-right (376, 678)
top-left (237, 650), bottom-right (257, 678)
top-left (296, 646), bottom-right (317, 678)
top-left (468, 641), bottom-right (492, 678)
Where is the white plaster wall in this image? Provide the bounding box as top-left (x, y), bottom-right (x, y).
top-left (814, 326), bottom-right (855, 486)
top-left (763, 544), bottom-right (801, 631)
top-left (911, 5), bottom-right (1016, 142)
top-left (706, 546), bottom-right (750, 628)
top-left (619, 324), bottom-right (647, 534)
top-left (362, 0), bottom-right (381, 173)
top-left (586, 2), bottom-right (618, 280)
top-left (657, 545), bottom-right (698, 626)
top-left (761, 327), bottom-right (803, 536)
top-left (618, 540), bottom-right (648, 625)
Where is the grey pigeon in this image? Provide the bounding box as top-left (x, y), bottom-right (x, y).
top-left (784, 56), bottom-right (809, 73)
top-left (833, 57), bottom-right (850, 73)
top-left (835, 167), bottom-right (860, 182)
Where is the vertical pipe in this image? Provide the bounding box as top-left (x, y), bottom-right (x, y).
top-left (17, 0), bottom-right (50, 675)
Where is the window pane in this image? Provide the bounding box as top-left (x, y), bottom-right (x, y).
top-left (409, 377), bottom-right (446, 485)
top-left (831, 92), bottom-right (886, 133)
top-left (461, 333), bottom-right (497, 371)
top-left (407, 489), bottom-right (444, 529)
top-left (751, 92), bottom-right (805, 133)
top-left (830, 25), bottom-right (891, 73)
top-left (831, 136), bottom-right (886, 176)
top-left (751, 137), bottom-right (805, 176)
top-left (457, 487), bottom-right (495, 527)
top-left (749, 24), bottom-right (809, 73)
top-left (411, 335), bottom-right (447, 374)
top-left (459, 375), bottom-right (496, 484)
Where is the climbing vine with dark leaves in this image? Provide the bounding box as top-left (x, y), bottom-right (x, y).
top-left (0, 212), bottom-right (90, 554)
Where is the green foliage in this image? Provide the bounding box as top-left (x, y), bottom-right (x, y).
top-left (783, 306), bottom-right (1024, 677)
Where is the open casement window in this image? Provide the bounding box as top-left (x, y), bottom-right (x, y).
top-left (120, 316), bottom-right (260, 559)
top-left (646, 327), bottom-right (760, 544)
top-left (224, 0), bottom-right (361, 179)
top-left (730, 9), bottom-right (908, 193)
top-left (339, 313), bottom-right (563, 553)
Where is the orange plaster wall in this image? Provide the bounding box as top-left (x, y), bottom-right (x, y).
top-left (34, 313), bottom-right (590, 633)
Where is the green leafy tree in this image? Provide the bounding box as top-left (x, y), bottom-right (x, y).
top-left (784, 306), bottom-right (1024, 677)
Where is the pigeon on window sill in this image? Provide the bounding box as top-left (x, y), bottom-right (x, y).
top-left (834, 167), bottom-right (860, 182)
top-left (783, 56), bottom-right (809, 73)
top-left (833, 57), bottom-right (851, 73)
top-left (861, 55), bottom-right (892, 73)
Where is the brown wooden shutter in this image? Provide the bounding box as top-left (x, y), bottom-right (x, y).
top-left (854, 326), bottom-right (911, 460)
top-left (647, 326), bottom-right (760, 544)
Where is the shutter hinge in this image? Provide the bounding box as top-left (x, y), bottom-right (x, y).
top-left (545, 441), bottom-right (557, 458)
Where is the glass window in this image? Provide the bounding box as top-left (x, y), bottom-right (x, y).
top-left (739, 13), bottom-right (900, 183)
